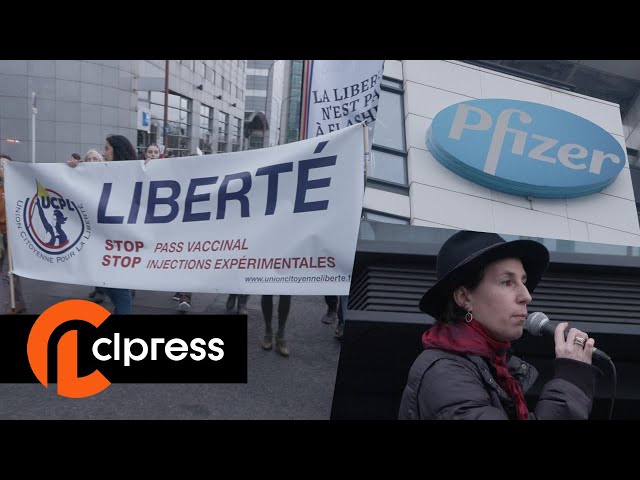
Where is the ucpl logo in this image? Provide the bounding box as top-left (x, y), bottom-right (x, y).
top-left (426, 99), bottom-right (626, 198)
top-left (16, 180), bottom-right (92, 263)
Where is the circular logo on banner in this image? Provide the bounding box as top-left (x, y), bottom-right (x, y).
top-left (23, 180), bottom-right (91, 256)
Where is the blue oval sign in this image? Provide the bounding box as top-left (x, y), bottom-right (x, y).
top-left (426, 99), bottom-right (626, 198)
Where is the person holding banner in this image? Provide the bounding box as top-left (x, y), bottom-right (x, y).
top-left (321, 295), bottom-right (339, 324)
top-left (98, 135), bottom-right (136, 314)
top-left (67, 149), bottom-right (104, 167)
top-left (67, 153), bottom-right (81, 166)
top-left (398, 230), bottom-right (599, 420)
top-left (143, 143), bottom-right (192, 312)
top-left (334, 295), bottom-right (348, 339)
top-left (68, 148), bottom-right (108, 304)
top-left (83, 149), bottom-right (104, 163)
top-left (261, 295), bottom-right (292, 357)
top-left (0, 154), bottom-right (27, 314)
top-left (226, 294), bottom-right (249, 315)
top-left (144, 143), bottom-right (161, 164)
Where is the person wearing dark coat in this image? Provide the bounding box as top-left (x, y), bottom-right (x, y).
top-left (398, 230), bottom-right (600, 420)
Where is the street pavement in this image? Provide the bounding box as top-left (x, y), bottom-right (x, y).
top-left (0, 277), bottom-right (342, 419)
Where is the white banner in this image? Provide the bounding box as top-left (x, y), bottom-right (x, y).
top-left (4, 124), bottom-right (365, 295)
top-left (303, 60), bottom-right (385, 148)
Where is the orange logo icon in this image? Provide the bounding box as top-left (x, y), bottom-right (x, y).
top-left (27, 299), bottom-right (112, 398)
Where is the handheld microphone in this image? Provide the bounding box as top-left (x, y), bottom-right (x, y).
top-left (524, 312), bottom-right (611, 362)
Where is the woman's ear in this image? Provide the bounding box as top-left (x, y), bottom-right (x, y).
top-left (453, 286), bottom-right (471, 311)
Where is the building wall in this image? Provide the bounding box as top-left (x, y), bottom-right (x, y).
top-left (0, 60), bottom-right (138, 163)
top-left (0, 60), bottom-right (245, 162)
top-left (375, 60), bottom-right (640, 247)
top-left (136, 60), bottom-right (245, 155)
top-left (280, 60), bottom-right (303, 144)
top-left (245, 60), bottom-right (287, 147)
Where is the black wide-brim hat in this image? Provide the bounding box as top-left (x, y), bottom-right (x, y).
top-left (419, 230), bottom-right (549, 318)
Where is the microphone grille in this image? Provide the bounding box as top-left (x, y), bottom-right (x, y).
top-left (524, 312), bottom-right (548, 336)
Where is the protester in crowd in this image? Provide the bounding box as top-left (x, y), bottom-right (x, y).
top-left (226, 294), bottom-right (249, 315)
top-left (97, 135), bottom-right (136, 314)
top-left (260, 295), bottom-right (292, 357)
top-left (83, 149), bottom-right (104, 163)
top-left (67, 153), bottom-right (81, 166)
top-left (143, 142), bottom-right (161, 164)
top-left (143, 142), bottom-right (191, 312)
top-left (398, 230), bottom-right (600, 420)
top-left (321, 295), bottom-right (338, 324)
top-left (68, 149), bottom-right (105, 167)
top-left (334, 295), bottom-right (348, 339)
top-left (0, 154), bottom-right (26, 314)
top-left (173, 292), bottom-right (191, 312)
top-left (67, 153), bottom-right (80, 167)
top-left (67, 148), bottom-right (108, 303)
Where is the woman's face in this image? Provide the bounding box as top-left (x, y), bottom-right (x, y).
top-left (146, 145), bottom-right (160, 159)
top-left (85, 150), bottom-right (102, 162)
top-left (103, 142), bottom-right (114, 161)
top-left (457, 257), bottom-right (532, 342)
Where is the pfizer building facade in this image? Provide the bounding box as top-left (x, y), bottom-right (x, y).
top-left (333, 60), bottom-right (640, 420)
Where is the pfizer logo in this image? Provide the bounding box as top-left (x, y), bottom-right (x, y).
top-left (427, 99), bottom-right (626, 198)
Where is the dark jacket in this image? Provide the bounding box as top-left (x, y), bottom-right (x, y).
top-left (398, 348), bottom-right (596, 420)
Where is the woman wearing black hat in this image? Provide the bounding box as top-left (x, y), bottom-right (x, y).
top-left (398, 230), bottom-right (599, 420)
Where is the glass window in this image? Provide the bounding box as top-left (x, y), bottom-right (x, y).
top-left (285, 60), bottom-right (303, 144)
top-left (168, 107), bottom-right (180, 122)
top-left (136, 130), bottom-right (146, 158)
top-left (199, 104), bottom-right (213, 155)
top-left (381, 77), bottom-right (402, 89)
top-left (373, 89), bottom-right (405, 151)
top-left (149, 103), bottom-right (164, 120)
top-left (150, 91), bottom-right (164, 104)
top-left (630, 165), bottom-right (640, 203)
top-left (181, 60), bottom-right (195, 70)
top-left (218, 111), bottom-right (229, 153)
top-left (232, 116), bottom-right (242, 151)
top-left (165, 94), bottom-right (191, 157)
top-left (137, 91), bottom-right (193, 157)
top-left (363, 210), bottom-right (409, 224)
top-left (369, 80), bottom-right (408, 186)
top-left (168, 94), bottom-right (180, 108)
top-left (137, 91), bottom-right (164, 155)
top-left (369, 149), bottom-right (407, 185)
top-left (248, 131), bottom-right (265, 150)
top-left (197, 61), bottom-right (205, 77)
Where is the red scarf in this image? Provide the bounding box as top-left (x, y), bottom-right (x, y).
top-left (422, 319), bottom-right (529, 420)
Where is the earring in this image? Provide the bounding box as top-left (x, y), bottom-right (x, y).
top-left (465, 311), bottom-right (473, 323)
